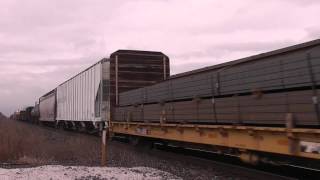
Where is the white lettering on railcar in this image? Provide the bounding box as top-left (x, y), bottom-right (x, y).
top-left (136, 127), bottom-right (148, 135)
top-left (300, 141), bottom-right (320, 154)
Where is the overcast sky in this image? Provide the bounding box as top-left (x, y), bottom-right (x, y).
top-left (0, 0), bottom-right (319, 116)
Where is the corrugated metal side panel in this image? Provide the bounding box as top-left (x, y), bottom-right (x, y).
top-left (56, 62), bottom-right (102, 122)
top-left (110, 52), bottom-right (169, 107)
top-left (39, 91), bottom-right (56, 122)
top-left (101, 61), bottom-right (110, 122)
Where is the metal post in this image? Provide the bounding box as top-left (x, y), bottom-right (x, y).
top-left (163, 56), bottom-right (167, 80)
top-left (115, 55), bottom-right (119, 105)
top-left (306, 53), bottom-right (320, 122)
top-left (101, 128), bottom-right (108, 166)
top-left (100, 61), bottom-right (104, 120)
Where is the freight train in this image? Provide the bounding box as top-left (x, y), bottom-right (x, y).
top-left (12, 106), bottom-right (35, 122)
top-left (14, 40), bottom-right (320, 165)
top-left (14, 50), bottom-right (169, 132)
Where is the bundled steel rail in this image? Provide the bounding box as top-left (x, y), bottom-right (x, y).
top-left (115, 39), bottom-right (320, 127)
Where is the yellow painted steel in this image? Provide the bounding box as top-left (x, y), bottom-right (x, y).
top-left (110, 122), bottom-right (320, 159)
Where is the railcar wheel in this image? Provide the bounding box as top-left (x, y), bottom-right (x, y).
top-left (239, 152), bottom-right (260, 165)
top-left (129, 136), bottom-right (153, 150)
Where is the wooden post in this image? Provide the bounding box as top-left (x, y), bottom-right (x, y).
top-left (101, 129), bottom-right (108, 166)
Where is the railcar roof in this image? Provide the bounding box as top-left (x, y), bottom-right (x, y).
top-left (47, 50), bottom-right (168, 97)
top-left (111, 49), bottom-right (167, 57)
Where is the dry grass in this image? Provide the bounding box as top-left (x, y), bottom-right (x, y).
top-left (0, 116), bottom-right (100, 166)
top-left (0, 112), bottom-right (6, 120)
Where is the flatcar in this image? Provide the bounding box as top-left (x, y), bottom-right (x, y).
top-left (111, 39), bottom-right (320, 166)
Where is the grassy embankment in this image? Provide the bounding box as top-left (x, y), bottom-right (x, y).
top-left (0, 114), bottom-right (100, 165)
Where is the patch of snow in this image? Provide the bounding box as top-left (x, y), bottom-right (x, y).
top-left (0, 165), bottom-right (180, 180)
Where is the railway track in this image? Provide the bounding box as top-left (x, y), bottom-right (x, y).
top-left (15, 121), bottom-right (320, 179)
top-left (112, 135), bottom-right (319, 179)
top-left (18, 121), bottom-right (98, 137)
top-left (151, 143), bottom-right (320, 180)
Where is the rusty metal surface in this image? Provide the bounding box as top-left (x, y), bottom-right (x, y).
top-left (111, 121), bottom-right (320, 160)
top-left (109, 50), bottom-right (169, 103)
top-left (108, 50), bottom-right (170, 124)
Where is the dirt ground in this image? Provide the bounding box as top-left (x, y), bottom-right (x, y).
top-left (0, 117), bottom-right (99, 165)
top-left (0, 116), bottom-right (285, 180)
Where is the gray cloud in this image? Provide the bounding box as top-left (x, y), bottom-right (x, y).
top-left (171, 40), bottom-right (296, 60)
top-left (0, 0), bottom-right (319, 116)
top-left (306, 27), bottom-right (320, 39)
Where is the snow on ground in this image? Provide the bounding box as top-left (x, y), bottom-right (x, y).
top-left (0, 165), bottom-right (180, 180)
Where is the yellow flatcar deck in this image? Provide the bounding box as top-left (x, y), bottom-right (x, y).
top-left (111, 122), bottom-right (320, 160)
